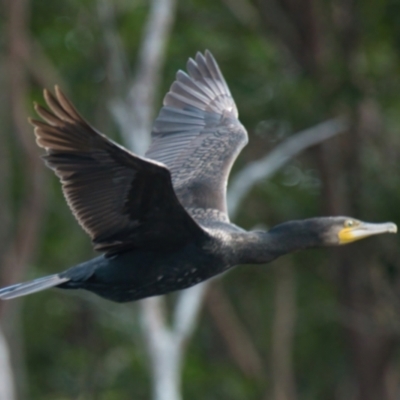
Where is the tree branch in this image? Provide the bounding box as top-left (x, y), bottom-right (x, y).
top-left (227, 117), bottom-right (348, 215)
top-left (140, 283), bottom-right (208, 400)
top-left (220, 0), bottom-right (260, 29)
top-left (1, 0), bottom-right (46, 312)
top-left (22, 39), bottom-right (67, 89)
top-left (206, 284), bottom-right (265, 379)
top-left (97, 0), bottom-right (129, 94)
top-left (108, 0), bottom-right (177, 156)
top-left (270, 262), bottom-right (297, 400)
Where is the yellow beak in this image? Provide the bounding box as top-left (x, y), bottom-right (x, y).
top-left (338, 221), bottom-right (397, 244)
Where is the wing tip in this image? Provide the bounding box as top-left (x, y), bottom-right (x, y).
top-left (43, 87), bottom-right (51, 102)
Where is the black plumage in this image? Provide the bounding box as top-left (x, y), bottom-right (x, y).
top-left (0, 51), bottom-right (396, 302)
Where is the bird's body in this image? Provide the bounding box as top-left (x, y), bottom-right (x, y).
top-left (60, 244), bottom-right (221, 303)
top-left (60, 222), bottom-right (233, 302)
top-left (0, 51), bottom-right (396, 302)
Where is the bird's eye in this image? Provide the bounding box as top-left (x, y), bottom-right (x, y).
top-left (344, 220), bottom-right (355, 228)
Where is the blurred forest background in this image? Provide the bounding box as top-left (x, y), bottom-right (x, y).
top-left (1, 0), bottom-right (400, 399)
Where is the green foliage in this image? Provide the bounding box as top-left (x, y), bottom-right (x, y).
top-left (1, 0), bottom-right (400, 399)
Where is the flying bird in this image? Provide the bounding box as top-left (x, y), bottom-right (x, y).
top-left (0, 51), bottom-right (396, 302)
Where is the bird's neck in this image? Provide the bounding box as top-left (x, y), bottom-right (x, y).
top-left (232, 220), bottom-right (324, 265)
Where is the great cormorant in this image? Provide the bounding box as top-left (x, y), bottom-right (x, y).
top-left (0, 51), bottom-right (396, 302)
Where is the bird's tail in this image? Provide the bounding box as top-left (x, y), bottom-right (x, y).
top-left (0, 275), bottom-right (69, 300)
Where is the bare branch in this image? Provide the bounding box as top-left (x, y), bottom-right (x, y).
top-left (0, 0), bottom-right (48, 397)
top-left (220, 0), bottom-right (260, 29)
top-left (270, 262), bottom-right (297, 400)
top-left (21, 39), bottom-right (66, 89)
top-left (140, 297), bottom-right (182, 400)
top-left (0, 69), bottom-right (12, 289)
top-left (139, 285), bottom-right (208, 400)
top-left (109, 0), bottom-right (177, 155)
top-left (1, 0), bottom-right (46, 313)
top-left (228, 117), bottom-right (348, 215)
top-left (173, 282), bottom-right (208, 342)
top-left (97, 0), bottom-right (129, 94)
top-left (206, 284), bottom-right (265, 380)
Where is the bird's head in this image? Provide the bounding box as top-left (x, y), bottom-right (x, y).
top-left (317, 216), bottom-right (397, 246)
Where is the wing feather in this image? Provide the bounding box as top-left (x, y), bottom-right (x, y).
top-left (146, 50), bottom-right (247, 215)
top-left (31, 87), bottom-right (207, 255)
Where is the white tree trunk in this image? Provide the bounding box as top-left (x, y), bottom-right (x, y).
top-left (0, 327), bottom-right (16, 400)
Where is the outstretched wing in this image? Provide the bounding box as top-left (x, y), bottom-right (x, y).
top-left (146, 51), bottom-right (248, 217)
top-left (31, 87), bottom-right (207, 255)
